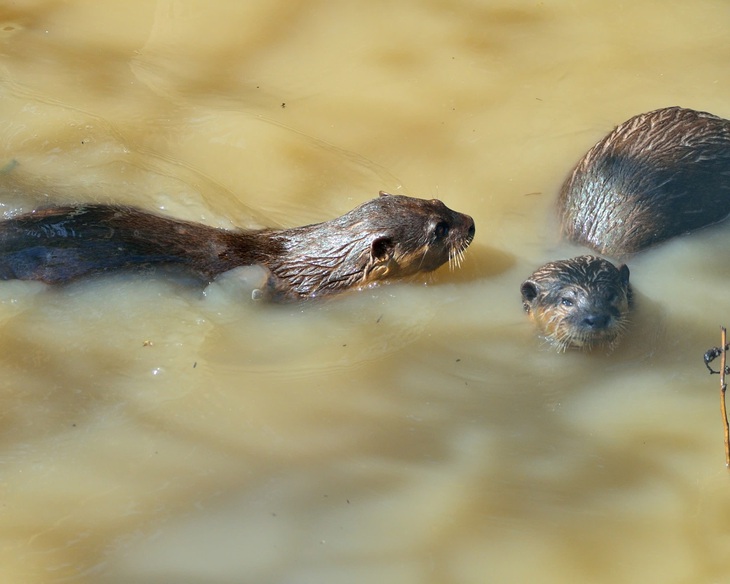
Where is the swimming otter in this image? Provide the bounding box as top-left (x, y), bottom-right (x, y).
top-left (560, 106), bottom-right (730, 256)
top-left (0, 192), bottom-right (475, 301)
top-left (521, 256), bottom-right (631, 351)
top-left (524, 106), bottom-right (730, 349)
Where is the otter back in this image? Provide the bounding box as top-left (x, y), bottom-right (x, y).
top-left (0, 205), bottom-right (258, 283)
top-left (559, 106), bottom-right (730, 256)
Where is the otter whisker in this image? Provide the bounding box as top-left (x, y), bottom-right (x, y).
top-left (448, 242), bottom-right (468, 271)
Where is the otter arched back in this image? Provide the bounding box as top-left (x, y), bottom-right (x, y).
top-left (559, 106), bottom-right (730, 256)
top-left (0, 193), bottom-right (475, 301)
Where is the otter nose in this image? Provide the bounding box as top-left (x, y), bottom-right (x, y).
top-left (582, 313), bottom-right (610, 329)
top-left (464, 215), bottom-right (475, 239)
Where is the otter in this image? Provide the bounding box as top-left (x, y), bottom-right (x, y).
top-left (524, 106), bottom-right (730, 349)
top-left (559, 106), bottom-right (730, 256)
top-left (521, 256), bottom-right (631, 351)
top-left (0, 192), bottom-right (475, 301)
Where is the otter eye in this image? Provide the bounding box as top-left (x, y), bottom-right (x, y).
top-left (433, 221), bottom-right (449, 239)
top-left (560, 297), bottom-right (574, 307)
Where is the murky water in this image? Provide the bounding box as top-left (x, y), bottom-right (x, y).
top-left (1, 1), bottom-right (730, 582)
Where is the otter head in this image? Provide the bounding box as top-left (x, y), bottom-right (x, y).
top-left (268, 192), bottom-right (475, 300)
top-left (520, 255), bottom-right (632, 351)
top-left (360, 192), bottom-right (476, 281)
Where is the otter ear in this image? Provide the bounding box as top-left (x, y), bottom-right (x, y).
top-left (618, 264), bottom-right (630, 286)
top-left (371, 236), bottom-right (394, 261)
top-left (520, 280), bottom-right (539, 302)
top-left (378, 191), bottom-right (393, 197)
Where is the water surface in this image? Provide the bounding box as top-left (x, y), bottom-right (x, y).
top-left (1, 1), bottom-right (730, 582)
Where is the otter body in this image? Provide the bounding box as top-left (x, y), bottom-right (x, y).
top-left (559, 106), bottom-right (730, 256)
top-left (525, 106), bottom-right (730, 349)
top-left (0, 192), bottom-right (475, 301)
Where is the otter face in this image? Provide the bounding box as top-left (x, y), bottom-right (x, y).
top-left (266, 192), bottom-right (475, 300)
top-left (364, 192), bottom-right (475, 280)
top-left (520, 255), bottom-right (632, 351)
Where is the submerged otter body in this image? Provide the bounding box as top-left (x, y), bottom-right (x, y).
top-left (0, 192), bottom-right (475, 301)
top-left (559, 106), bottom-right (730, 256)
top-left (525, 106), bottom-right (730, 350)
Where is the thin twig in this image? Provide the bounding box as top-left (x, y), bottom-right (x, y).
top-left (720, 327), bottom-right (730, 467)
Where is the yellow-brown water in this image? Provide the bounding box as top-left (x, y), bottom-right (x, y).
top-left (1, 1), bottom-right (729, 582)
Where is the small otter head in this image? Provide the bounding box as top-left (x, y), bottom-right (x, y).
top-left (520, 255), bottom-right (632, 351)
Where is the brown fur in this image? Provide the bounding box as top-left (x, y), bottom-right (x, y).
top-left (521, 256), bottom-right (631, 351)
top-left (523, 106), bottom-right (730, 350)
top-left (559, 106), bottom-right (730, 256)
top-left (0, 192), bottom-right (475, 301)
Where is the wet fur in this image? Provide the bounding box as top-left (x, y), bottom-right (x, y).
top-left (559, 106), bottom-right (730, 256)
top-left (521, 256), bottom-right (632, 351)
top-left (524, 106), bottom-right (730, 350)
top-left (0, 192), bottom-right (475, 301)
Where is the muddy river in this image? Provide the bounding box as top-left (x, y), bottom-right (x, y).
top-left (1, 1), bottom-right (729, 582)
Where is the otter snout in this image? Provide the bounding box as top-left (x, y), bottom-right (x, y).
top-left (464, 215), bottom-right (476, 241)
top-left (581, 311), bottom-right (611, 330)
